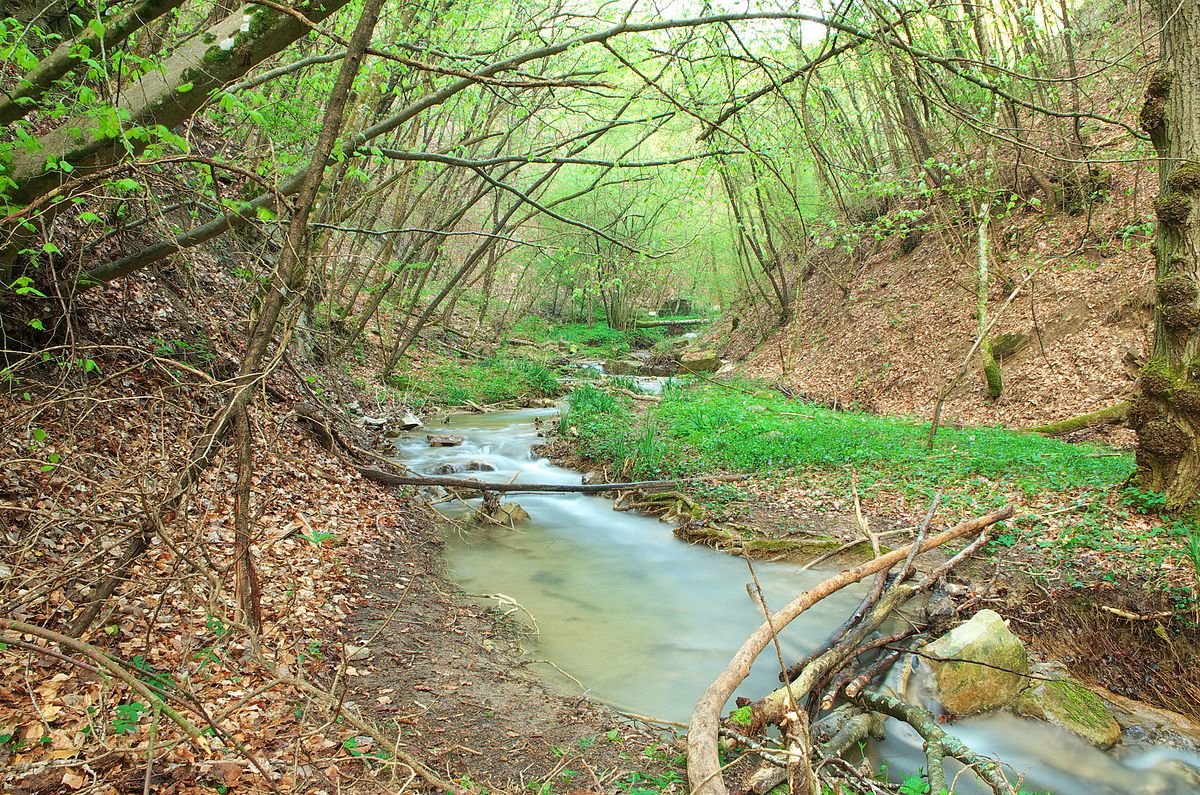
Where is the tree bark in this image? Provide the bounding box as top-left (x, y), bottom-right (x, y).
top-left (1133, 0), bottom-right (1200, 510)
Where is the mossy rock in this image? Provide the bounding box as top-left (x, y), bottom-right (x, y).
top-left (990, 332), bottom-right (1029, 361)
top-left (679, 350), bottom-right (720, 373)
top-left (925, 609), bottom-right (1030, 715)
top-left (1015, 675), bottom-right (1121, 749)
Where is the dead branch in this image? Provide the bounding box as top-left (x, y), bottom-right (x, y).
top-left (686, 505), bottom-right (1013, 795)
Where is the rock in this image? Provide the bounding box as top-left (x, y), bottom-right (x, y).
top-left (924, 609), bottom-right (1029, 715)
top-left (679, 350), bottom-right (720, 373)
top-left (427, 434), bottom-right (464, 447)
top-left (428, 463), bottom-right (462, 475)
top-left (479, 503), bottom-right (530, 524)
top-left (396, 412), bottom-right (423, 431)
top-left (344, 645), bottom-right (371, 661)
top-left (466, 460), bottom-right (496, 472)
top-left (1014, 670), bottom-right (1121, 749)
top-left (362, 415), bottom-right (388, 427)
top-left (605, 359), bottom-right (645, 376)
top-left (923, 586), bottom-right (957, 636)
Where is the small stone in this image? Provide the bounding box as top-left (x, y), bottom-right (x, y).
top-left (428, 463), bottom-right (462, 475)
top-left (480, 503), bottom-right (531, 525)
top-left (924, 609), bottom-right (1029, 715)
top-left (395, 412), bottom-right (423, 431)
top-left (467, 460), bottom-right (496, 472)
top-left (362, 415), bottom-right (388, 427)
top-left (345, 645), bottom-right (371, 661)
top-left (427, 434), bottom-right (464, 447)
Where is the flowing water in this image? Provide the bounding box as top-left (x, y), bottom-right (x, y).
top-left (393, 407), bottom-right (1200, 794)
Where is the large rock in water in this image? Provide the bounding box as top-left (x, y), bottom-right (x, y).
top-left (924, 609), bottom-right (1029, 715)
top-left (679, 350), bottom-right (720, 373)
top-left (1014, 666), bottom-right (1121, 749)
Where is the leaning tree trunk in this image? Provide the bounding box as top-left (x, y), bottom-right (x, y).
top-left (1133, 0), bottom-right (1200, 509)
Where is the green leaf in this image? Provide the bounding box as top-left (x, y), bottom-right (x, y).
top-left (177, 82), bottom-right (194, 93)
top-left (28, 318), bottom-right (44, 331)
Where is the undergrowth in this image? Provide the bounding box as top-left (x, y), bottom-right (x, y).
top-left (565, 380), bottom-right (1133, 499)
top-left (388, 356), bottom-right (560, 407)
top-left (510, 319), bottom-right (667, 359)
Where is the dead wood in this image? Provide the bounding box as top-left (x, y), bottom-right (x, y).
top-left (358, 469), bottom-right (741, 494)
top-left (850, 688), bottom-right (1017, 794)
top-left (686, 505), bottom-right (1013, 795)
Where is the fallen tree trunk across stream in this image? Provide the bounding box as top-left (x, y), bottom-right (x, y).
top-left (359, 468), bottom-right (744, 494)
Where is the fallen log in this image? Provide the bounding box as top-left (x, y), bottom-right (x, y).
top-left (686, 505), bottom-right (1014, 795)
top-left (358, 469), bottom-right (744, 494)
top-left (635, 317), bottom-right (707, 328)
top-left (1025, 402), bottom-right (1128, 435)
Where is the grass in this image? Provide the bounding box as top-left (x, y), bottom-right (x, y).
top-left (387, 355), bottom-right (559, 407)
top-left (565, 379), bottom-right (1133, 502)
top-left (510, 318), bottom-right (667, 360)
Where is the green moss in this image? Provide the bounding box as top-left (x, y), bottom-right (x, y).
top-left (1169, 163), bottom-right (1200, 193)
top-left (202, 45), bottom-right (231, 66)
top-left (1016, 679), bottom-right (1120, 747)
top-left (1154, 192), bottom-right (1192, 225)
top-left (1140, 359), bottom-right (1177, 396)
top-left (247, 8), bottom-right (274, 38)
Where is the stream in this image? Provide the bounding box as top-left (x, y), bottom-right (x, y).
top-left (392, 406), bottom-right (1200, 794)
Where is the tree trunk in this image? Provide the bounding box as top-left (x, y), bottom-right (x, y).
top-left (977, 202), bottom-right (1002, 400)
top-left (1133, 0), bottom-right (1200, 509)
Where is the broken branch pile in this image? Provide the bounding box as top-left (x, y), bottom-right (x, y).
top-left (687, 504), bottom-right (1015, 795)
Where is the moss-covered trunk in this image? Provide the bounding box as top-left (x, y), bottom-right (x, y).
top-left (1134, 0), bottom-right (1200, 509)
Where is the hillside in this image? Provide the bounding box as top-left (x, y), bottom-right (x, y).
top-left (728, 168), bottom-right (1154, 436)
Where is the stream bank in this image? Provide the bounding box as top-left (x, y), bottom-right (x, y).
top-left (370, 402), bottom-right (1200, 794)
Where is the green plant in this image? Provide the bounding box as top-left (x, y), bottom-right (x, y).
top-left (111, 702), bottom-right (148, 734)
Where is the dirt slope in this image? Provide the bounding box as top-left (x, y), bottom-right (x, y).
top-left (727, 179), bottom-right (1156, 434)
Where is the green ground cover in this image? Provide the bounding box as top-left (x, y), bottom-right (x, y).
top-left (509, 319), bottom-right (670, 360)
top-left (564, 380), bottom-right (1133, 502)
top-left (387, 356), bottom-right (560, 407)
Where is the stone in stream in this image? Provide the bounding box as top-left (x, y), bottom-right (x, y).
top-left (428, 463), bottom-right (463, 475)
top-left (679, 349), bottom-right (720, 373)
top-left (478, 503), bottom-right (531, 525)
top-left (924, 609), bottom-right (1029, 715)
top-left (605, 359), bottom-right (645, 376)
top-left (395, 412), bottom-right (423, 431)
top-left (467, 460), bottom-right (496, 472)
top-left (1014, 665), bottom-right (1121, 748)
top-left (427, 434), bottom-right (464, 447)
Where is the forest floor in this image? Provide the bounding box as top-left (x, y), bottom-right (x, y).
top-left (0, 266), bottom-right (671, 795)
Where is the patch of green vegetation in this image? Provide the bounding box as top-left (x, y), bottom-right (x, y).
top-left (388, 356), bottom-right (559, 407)
top-left (566, 380), bottom-right (1133, 505)
top-left (510, 319), bottom-right (665, 359)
